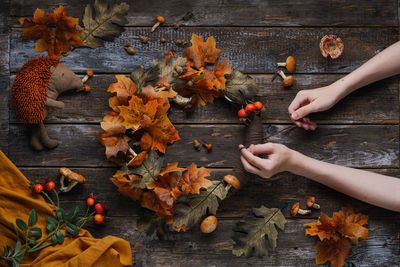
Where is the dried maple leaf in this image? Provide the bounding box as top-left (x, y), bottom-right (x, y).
top-left (107, 75), bottom-right (136, 110)
top-left (81, 0), bottom-right (129, 48)
top-left (305, 207), bottom-right (369, 267)
top-left (19, 6), bottom-right (83, 58)
top-left (141, 191), bottom-right (174, 224)
top-left (179, 163), bottom-right (212, 194)
top-left (127, 151), bottom-right (147, 167)
top-left (232, 206), bottom-right (286, 257)
top-left (110, 170), bottom-right (142, 200)
top-left (98, 112), bottom-right (130, 159)
top-left (185, 34), bottom-right (221, 68)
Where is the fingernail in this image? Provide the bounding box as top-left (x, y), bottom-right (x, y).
top-left (291, 113), bottom-right (298, 120)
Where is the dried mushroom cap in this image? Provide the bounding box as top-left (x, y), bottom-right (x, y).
top-left (282, 76), bottom-right (294, 87)
top-left (200, 215), bottom-right (218, 233)
top-left (156, 16), bottom-right (165, 23)
top-left (86, 69), bottom-right (93, 77)
top-left (320, 35), bottom-right (344, 59)
top-left (59, 167), bottom-right (86, 192)
top-left (223, 174), bottom-right (241, 189)
top-left (291, 202), bottom-right (300, 216)
top-left (277, 56), bottom-right (296, 72)
top-left (306, 196), bottom-right (316, 208)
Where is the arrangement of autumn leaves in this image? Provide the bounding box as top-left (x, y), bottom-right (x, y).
top-left (17, 2), bottom-right (373, 266)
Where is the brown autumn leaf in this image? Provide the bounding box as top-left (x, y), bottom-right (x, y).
top-left (127, 151), bottom-right (148, 167)
top-left (305, 207), bottom-right (369, 267)
top-left (185, 34), bottom-right (221, 68)
top-left (141, 191), bottom-right (175, 224)
top-left (19, 6), bottom-right (83, 58)
top-left (110, 170), bottom-right (142, 200)
top-left (107, 75), bottom-right (137, 110)
top-left (179, 163), bottom-right (212, 194)
top-left (98, 112), bottom-right (130, 159)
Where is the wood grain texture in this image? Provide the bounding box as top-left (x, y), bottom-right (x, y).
top-left (0, 1), bottom-right (10, 155)
top-left (8, 74), bottom-right (399, 124)
top-left (8, 124), bottom-right (399, 168)
top-left (10, 27), bottom-right (398, 74)
top-left (8, 0), bottom-right (398, 27)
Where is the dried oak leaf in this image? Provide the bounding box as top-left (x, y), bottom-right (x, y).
top-left (127, 150), bottom-right (163, 189)
top-left (81, 0), bottom-right (129, 48)
top-left (19, 6), bottom-right (83, 58)
top-left (130, 65), bottom-right (160, 92)
top-left (224, 70), bottom-right (259, 105)
top-left (185, 34), bottom-right (221, 68)
top-left (107, 75), bottom-right (136, 110)
top-left (155, 55), bottom-right (187, 89)
top-left (314, 238), bottom-right (352, 267)
top-left (98, 112), bottom-right (130, 159)
top-left (173, 180), bottom-right (227, 232)
top-left (110, 170), bottom-right (142, 200)
top-left (136, 208), bottom-right (167, 240)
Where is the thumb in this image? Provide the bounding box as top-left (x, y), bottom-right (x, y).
top-left (291, 103), bottom-right (316, 120)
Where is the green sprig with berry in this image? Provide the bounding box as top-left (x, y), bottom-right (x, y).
top-left (0, 181), bottom-right (107, 267)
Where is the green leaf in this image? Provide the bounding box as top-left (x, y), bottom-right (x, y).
top-left (46, 216), bottom-right (58, 232)
top-left (28, 237), bottom-right (37, 245)
top-left (4, 245), bottom-right (12, 257)
top-left (172, 181), bottom-right (227, 231)
top-left (66, 224), bottom-right (79, 235)
top-left (52, 234), bottom-right (58, 244)
top-left (28, 209), bottom-right (38, 227)
top-left (13, 241), bottom-right (21, 256)
top-left (56, 231), bottom-right (64, 244)
top-left (66, 206), bottom-right (79, 223)
top-left (15, 219), bottom-right (27, 231)
top-left (224, 70), bottom-right (259, 105)
top-left (11, 223), bottom-right (19, 241)
top-left (11, 259), bottom-right (18, 267)
top-left (30, 227), bottom-right (42, 237)
top-left (136, 208), bottom-right (166, 240)
top-left (130, 65), bottom-right (160, 92)
top-left (232, 205), bottom-right (286, 257)
top-left (15, 249), bottom-right (25, 261)
top-left (81, 0), bottom-right (129, 48)
top-left (129, 151), bottom-right (164, 189)
top-left (56, 208), bottom-right (65, 222)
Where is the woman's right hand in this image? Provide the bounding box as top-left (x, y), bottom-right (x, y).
top-left (288, 84), bottom-right (342, 130)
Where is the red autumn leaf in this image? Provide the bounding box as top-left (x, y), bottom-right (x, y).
top-left (110, 170), bottom-right (142, 200)
top-left (19, 6), bottom-right (83, 58)
top-left (185, 34), bottom-right (221, 68)
top-left (98, 112), bottom-right (130, 159)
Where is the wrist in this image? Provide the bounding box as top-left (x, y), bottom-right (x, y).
top-left (285, 149), bottom-right (309, 176)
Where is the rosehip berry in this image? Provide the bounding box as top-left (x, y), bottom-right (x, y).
top-left (87, 197), bottom-right (95, 207)
top-left (45, 181), bottom-right (55, 191)
top-left (94, 214), bottom-right (104, 224)
top-left (254, 101), bottom-right (263, 110)
top-left (238, 109), bottom-right (247, 118)
top-left (34, 184), bottom-right (43, 194)
top-left (245, 103), bottom-right (256, 113)
top-left (95, 203), bottom-right (104, 214)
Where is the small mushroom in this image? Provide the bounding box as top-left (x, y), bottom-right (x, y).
top-left (140, 36), bottom-right (148, 43)
top-left (200, 215), bottom-right (218, 233)
top-left (59, 167), bottom-right (86, 192)
top-left (291, 202), bottom-right (311, 216)
top-left (82, 69), bottom-right (93, 83)
top-left (160, 37), bottom-right (167, 43)
top-left (125, 47), bottom-right (136, 55)
top-left (151, 16), bottom-right (165, 32)
top-left (277, 70), bottom-right (294, 87)
top-left (223, 174), bottom-right (241, 190)
top-left (277, 56), bottom-right (296, 73)
top-left (320, 35), bottom-right (344, 59)
top-left (193, 139), bottom-right (201, 151)
top-left (306, 196), bottom-right (320, 209)
top-left (173, 22), bottom-right (179, 29)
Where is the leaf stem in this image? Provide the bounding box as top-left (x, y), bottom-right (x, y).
top-left (41, 191), bottom-right (56, 208)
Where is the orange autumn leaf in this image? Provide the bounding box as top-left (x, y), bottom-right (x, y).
top-left (305, 207), bottom-right (369, 267)
top-left (180, 163), bottom-right (212, 194)
top-left (119, 95), bottom-right (159, 131)
top-left (141, 191), bottom-right (174, 224)
top-left (185, 34), bottom-right (221, 68)
top-left (314, 239), bottom-right (352, 267)
top-left (19, 6), bottom-right (83, 58)
top-left (141, 84), bottom-right (177, 102)
top-left (127, 151), bottom-right (148, 167)
top-left (147, 162), bottom-right (185, 199)
top-left (107, 75), bottom-right (137, 108)
top-left (98, 112), bottom-right (130, 159)
top-left (110, 170), bottom-right (142, 200)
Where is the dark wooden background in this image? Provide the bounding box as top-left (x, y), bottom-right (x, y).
top-left (1, 0), bottom-right (400, 266)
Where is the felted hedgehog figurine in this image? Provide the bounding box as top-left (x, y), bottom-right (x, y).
top-left (12, 56), bottom-right (85, 151)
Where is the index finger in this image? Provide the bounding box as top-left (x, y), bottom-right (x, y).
top-left (240, 148), bottom-right (265, 169)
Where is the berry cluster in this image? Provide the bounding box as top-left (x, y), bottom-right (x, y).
top-left (237, 101), bottom-right (263, 118)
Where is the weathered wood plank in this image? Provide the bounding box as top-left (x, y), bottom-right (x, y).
top-left (10, 27), bottom-right (399, 74)
top-left (8, 0), bottom-right (398, 27)
top-left (0, 1), bottom-right (10, 155)
top-left (19, 167), bottom-right (400, 220)
top-left (8, 74), bottom-right (399, 124)
top-left (8, 124), bottom-right (399, 168)
top-left (85, 217), bottom-right (399, 267)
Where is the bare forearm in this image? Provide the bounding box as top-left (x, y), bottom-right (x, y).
top-left (288, 151), bottom-right (400, 212)
top-left (332, 41), bottom-right (400, 99)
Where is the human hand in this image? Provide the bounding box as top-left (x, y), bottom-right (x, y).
top-left (288, 85), bottom-right (342, 130)
top-left (239, 143), bottom-right (294, 179)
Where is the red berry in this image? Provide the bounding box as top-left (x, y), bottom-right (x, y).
top-left (87, 197), bottom-right (95, 207)
top-left (45, 181), bottom-right (55, 191)
top-left (245, 103), bottom-right (256, 113)
top-left (94, 214), bottom-right (104, 224)
top-left (34, 184), bottom-right (43, 194)
top-left (95, 203), bottom-right (104, 214)
top-left (254, 101), bottom-right (263, 110)
top-left (238, 109), bottom-right (247, 118)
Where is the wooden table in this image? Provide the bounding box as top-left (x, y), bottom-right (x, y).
top-left (1, 0), bottom-right (400, 266)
